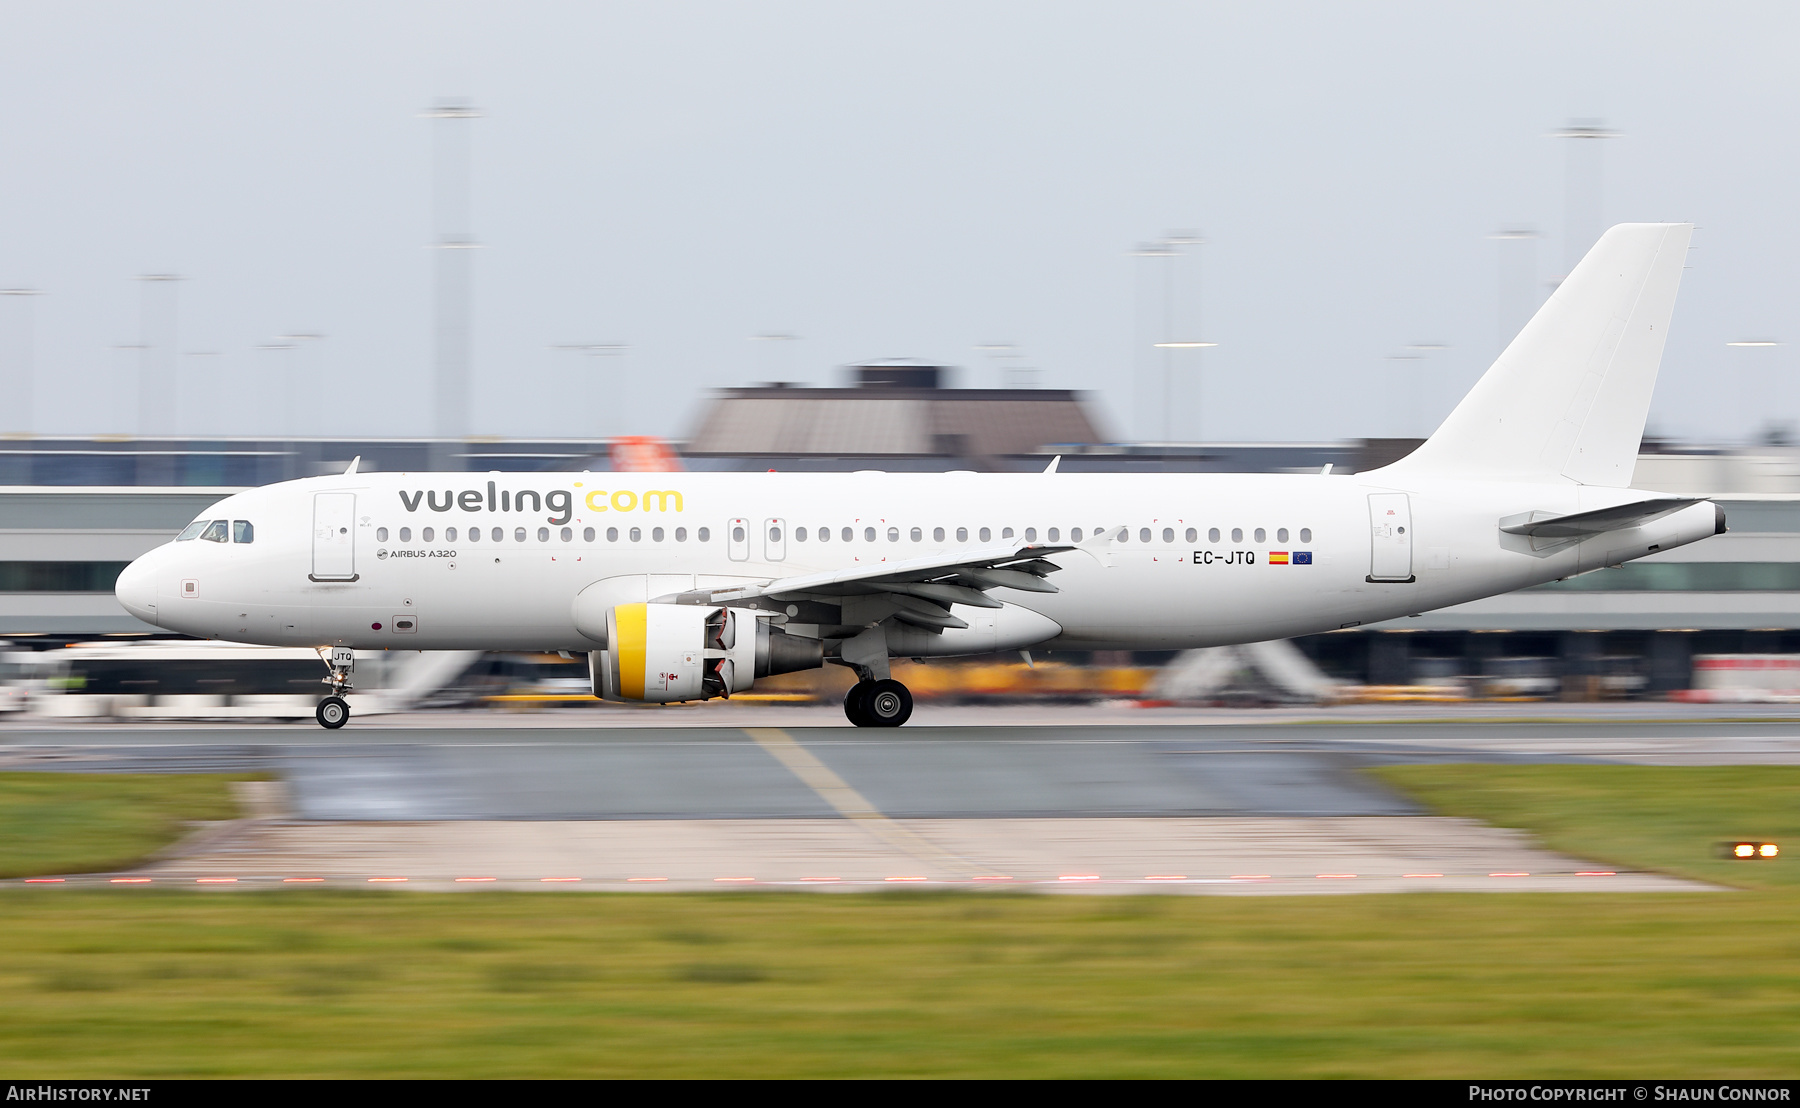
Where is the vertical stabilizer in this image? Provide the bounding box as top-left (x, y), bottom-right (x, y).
top-left (1377, 223), bottom-right (1691, 487)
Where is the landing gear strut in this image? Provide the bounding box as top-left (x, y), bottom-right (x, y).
top-left (316, 646), bottom-right (354, 730)
top-left (844, 678), bottom-right (912, 728)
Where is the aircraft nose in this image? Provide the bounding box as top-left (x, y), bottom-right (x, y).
top-left (114, 555), bottom-right (161, 626)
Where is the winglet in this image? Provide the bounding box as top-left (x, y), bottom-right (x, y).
top-left (1043, 455), bottom-right (1061, 474)
top-left (344, 456), bottom-right (361, 475)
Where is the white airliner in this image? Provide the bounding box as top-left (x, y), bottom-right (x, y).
top-left (116, 224), bottom-right (1722, 729)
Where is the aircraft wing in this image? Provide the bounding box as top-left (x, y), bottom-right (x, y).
top-left (669, 529), bottom-right (1122, 630)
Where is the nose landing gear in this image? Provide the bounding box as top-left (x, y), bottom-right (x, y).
top-left (316, 646), bottom-right (354, 729)
top-left (843, 678), bottom-right (912, 727)
top-left (316, 695), bottom-right (350, 729)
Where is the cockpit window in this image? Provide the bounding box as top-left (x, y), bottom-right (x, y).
top-left (176, 521), bottom-right (208, 542)
top-left (200, 520), bottom-right (229, 543)
top-left (233, 520), bottom-right (254, 544)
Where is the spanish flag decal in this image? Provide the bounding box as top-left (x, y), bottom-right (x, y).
top-left (1268, 551), bottom-right (1290, 565)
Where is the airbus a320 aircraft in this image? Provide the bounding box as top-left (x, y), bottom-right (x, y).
top-left (116, 224), bottom-right (1722, 729)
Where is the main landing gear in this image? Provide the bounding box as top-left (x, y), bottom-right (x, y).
top-left (316, 646), bottom-right (354, 730)
top-left (844, 679), bottom-right (912, 728)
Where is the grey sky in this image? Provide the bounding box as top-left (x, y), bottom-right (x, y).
top-left (0, 2), bottom-right (1795, 444)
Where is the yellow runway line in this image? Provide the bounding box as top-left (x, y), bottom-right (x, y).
top-left (743, 728), bottom-right (988, 879)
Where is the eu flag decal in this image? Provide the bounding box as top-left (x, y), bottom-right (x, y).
top-left (1293, 551), bottom-right (1313, 565)
top-left (1268, 551), bottom-right (1290, 565)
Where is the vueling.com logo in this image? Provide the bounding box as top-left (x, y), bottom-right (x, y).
top-left (397, 480), bottom-right (683, 526)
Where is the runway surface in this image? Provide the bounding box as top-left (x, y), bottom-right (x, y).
top-left (3, 705), bottom-right (1787, 892)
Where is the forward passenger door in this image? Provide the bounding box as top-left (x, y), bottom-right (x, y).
top-left (311, 492), bottom-right (357, 582)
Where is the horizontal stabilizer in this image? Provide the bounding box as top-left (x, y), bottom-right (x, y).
top-left (1499, 497), bottom-right (1705, 539)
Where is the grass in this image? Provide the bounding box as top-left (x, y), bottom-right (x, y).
top-left (0, 773), bottom-right (245, 878)
top-left (3, 888), bottom-right (1800, 1078)
top-left (1371, 764), bottom-right (1800, 890)
top-left (0, 765), bottom-right (1796, 1077)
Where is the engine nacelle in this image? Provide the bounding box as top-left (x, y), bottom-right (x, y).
top-left (590, 603), bottom-right (823, 703)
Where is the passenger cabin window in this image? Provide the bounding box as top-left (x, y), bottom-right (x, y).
top-left (697, 526), bottom-right (711, 542)
top-left (1139, 528), bottom-right (1151, 543)
top-left (422, 527), bottom-right (434, 542)
top-left (176, 521), bottom-right (207, 542)
top-left (1024, 527), bottom-right (1036, 542)
top-left (1277, 528), bottom-right (1289, 543)
top-left (911, 527), bottom-right (922, 542)
top-left (1300, 528), bottom-right (1312, 543)
top-left (654, 527), bottom-right (666, 542)
top-left (233, 521), bottom-right (254, 544)
top-left (1231, 528), bottom-right (1243, 542)
top-left (200, 520), bottom-right (229, 543)
top-left (1254, 528), bottom-right (1266, 543)
top-left (1184, 527), bottom-right (1196, 543)
top-left (841, 527), bottom-right (853, 542)
top-left (978, 527), bottom-right (991, 542)
top-left (562, 527), bottom-right (574, 542)
top-left (1070, 527), bottom-right (1081, 542)
top-left (864, 527), bottom-right (876, 542)
top-left (629, 527), bottom-right (642, 542)
top-left (538, 527), bottom-right (550, 542)
top-left (1048, 527), bottom-right (1059, 542)
top-left (470, 527), bottom-right (482, 542)
top-left (887, 527), bottom-right (899, 542)
top-left (376, 527), bottom-right (390, 542)
top-left (933, 527), bottom-right (945, 542)
top-left (1002, 527), bottom-right (1014, 540)
top-left (817, 527), bottom-right (830, 543)
top-left (491, 527), bottom-right (503, 542)
top-left (606, 527), bottom-right (619, 542)
top-left (447, 527), bottom-right (459, 541)
top-left (731, 524), bottom-right (745, 542)
top-left (795, 527), bottom-right (808, 542)
top-left (1209, 528), bottom-right (1220, 543)
top-left (1162, 528), bottom-right (1174, 543)
top-left (582, 527), bottom-right (594, 542)
top-left (957, 527), bottom-right (969, 542)
top-left (399, 527), bottom-right (411, 542)
top-left (675, 527), bottom-right (687, 542)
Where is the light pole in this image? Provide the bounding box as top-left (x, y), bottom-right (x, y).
top-left (0, 288), bottom-right (42, 435)
top-left (1727, 340), bottom-right (1784, 444)
top-left (254, 339), bottom-right (296, 439)
top-left (183, 351), bottom-right (221, 437)
top-left (1551, 120), bottom-right (1619, 282)
top-left (1386, 343), bottom-right (1447, 437)
top-left (750, 332), bottom-right (801, 384)
top-left (136, 274), bottom-right (183, 437)
top-left (279, 333), bottom-right (326, 437)
top-left (425, 100), bottom-right (480, 469)
top-left (1489, 229), bottom-right (1539, 353)
top-left (975, 342), bottom-right (1028, 389)
top-left (552, 343), bottom-right (630, 439)
top-left (1132, 231), bottom-right (1211, 441)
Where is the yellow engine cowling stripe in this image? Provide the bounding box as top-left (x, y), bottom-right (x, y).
top-left (615, 603), bottom-right (648, 700)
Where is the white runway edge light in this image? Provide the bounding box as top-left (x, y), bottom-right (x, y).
top-left (1726, 842), bottom-right (1780, 859)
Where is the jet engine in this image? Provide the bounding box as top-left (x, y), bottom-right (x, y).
top-left (590, 603), bottom-right (822, 703)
